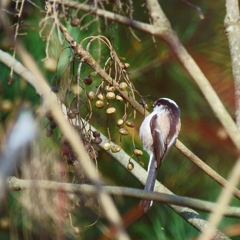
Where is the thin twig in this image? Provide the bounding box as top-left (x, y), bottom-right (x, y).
top-left (181, 0), bottom-right (204, 19)
top-left (48, 0), bottom-right (157, 35)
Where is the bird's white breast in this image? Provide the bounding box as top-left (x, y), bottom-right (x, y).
top-left (139, 112), bottom-right (156, 155)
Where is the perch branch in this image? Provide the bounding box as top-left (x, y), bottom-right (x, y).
top-left (7, 176), bottom-right (240, 219)
top-left (176, 140), bottom-right (240, 199)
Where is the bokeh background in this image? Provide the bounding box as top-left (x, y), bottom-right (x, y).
top-left (0, 0), bottom-right (239, 239)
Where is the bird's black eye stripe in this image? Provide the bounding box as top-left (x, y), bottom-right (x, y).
top-left (154, 98), bottom-right (179, 112)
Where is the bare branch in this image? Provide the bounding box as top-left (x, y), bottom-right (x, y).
top-left (48, 0), bottom-right (158, 35)
top-left (176, 140), bottom-right (240, 200)
top-left (224, 0), bottom-right (240, 128)
top-left (7, 176), bottom-right (240, 219)
top-left (181, 0), bottom-right (205, 19)
top-left (57, 23), bottom-right (144, 115)
top-left (199, 157), bottom-right (240, 240)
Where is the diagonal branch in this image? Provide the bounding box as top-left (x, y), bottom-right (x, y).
top-left (57, 23), bottom-right (144, 114)
top-left (176, 140), bottom-right (240, 199)
top-left (199, 156), bottom-right (240, 240)
top-left (48, 0), bottom-right (158, 35)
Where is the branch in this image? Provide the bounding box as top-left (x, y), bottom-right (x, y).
top-left (176, 140), bottom-right (240, 199)
top-left (48, 0), bottom-right (158, 35)
top-left (199, 157), bottom-right (240, 240)
top-left (181, 0), bottom-right (205, 19)
top-left (7, 176), bottom-right (240, 219)
top-left (224, 0), bottom-right (240, 128)
top-left (57, 23), bottom-right (144, 115)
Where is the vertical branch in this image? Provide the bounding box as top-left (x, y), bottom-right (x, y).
top-left (224, 0), bottom-right (240, 128)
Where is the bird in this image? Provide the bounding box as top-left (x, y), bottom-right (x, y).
top-left (139, 98), bottom-right (181, 212)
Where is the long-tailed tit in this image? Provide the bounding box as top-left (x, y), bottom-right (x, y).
top-left (139, 98), bottom-right (181, 212)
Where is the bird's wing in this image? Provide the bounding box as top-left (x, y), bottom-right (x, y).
top-left (150, 113), bottom-right (167, 169)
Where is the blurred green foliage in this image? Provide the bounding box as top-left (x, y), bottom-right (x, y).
top-left (0, 0), bottom-right (239, 239)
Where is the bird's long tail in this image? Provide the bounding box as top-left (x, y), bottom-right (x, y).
top-left (139, 156), bottom-right (157, 212)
